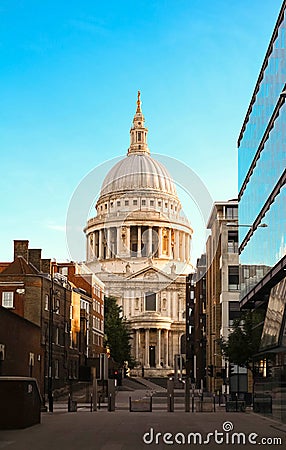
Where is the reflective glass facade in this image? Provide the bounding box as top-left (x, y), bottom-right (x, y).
top-left (239, 5), bottom-right (286, 299)
top-left (239, 104), bottom-right (286, 243)
top-left (240, 186), bottom-right (286, 297)
top-left (238, 8), bottom-right (286, 192)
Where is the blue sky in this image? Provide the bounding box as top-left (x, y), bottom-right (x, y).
top-left (0, 0), bottom-right (283, 264)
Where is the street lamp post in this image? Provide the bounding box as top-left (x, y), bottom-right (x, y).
top-left (186, 274), bottom-right (195, 382)
top-left (48, 267), bottom-right (56, 413)
top-left (48, 287), bottom-right (54, 412)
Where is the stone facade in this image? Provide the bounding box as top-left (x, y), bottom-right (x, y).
top-left (85, 93), bottom-right (193, 376)
top-left (206, 200), bottom-right (240, 393)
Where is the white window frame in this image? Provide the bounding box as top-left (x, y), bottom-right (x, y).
top-left (2, 292), bottom-right (14, 308)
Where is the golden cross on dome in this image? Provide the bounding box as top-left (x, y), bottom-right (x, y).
top-left (136, 90), bottom-right (141, 112)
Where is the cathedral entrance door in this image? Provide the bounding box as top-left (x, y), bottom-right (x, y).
top-left (149, 346), bottom-right (156, 367)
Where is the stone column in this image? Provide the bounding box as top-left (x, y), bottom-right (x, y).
top-left (156, 329), bottom-right (161, 368)
top-left (106, 228), bottom-right (111, 259)
top-left (181, 232), bottom-right (186, 261)
top-left (116, 227), bottom-right (121, 257)
top-left (135, 329), bottom-right (139, 362)
top-left (185, 234), bottom-right (189, 262)
top-left (98, 229), bottom-right (103, 259)
top-left (145, 329), bottom-right (150, 368)
top-left (137, 226), bottom-right (142, 257)
top-left (112, 228), bottom-right (117, 257)
top-left (126, 226), bottom-right (131, 256)
top-left (94, 230), bottom-right (98, 258)
top-left (90, 233), bottom-right (95, 260)
top-left (165, 330), bottom-right (169, 367)
top-left (158, 227), bottom-right (163, 257)
top-left (170, 331), bottom-right (173, 368)
top-left (87, 234), bottom-right (91, 261)
top-left (148, 227), bottom-right (153, 256)
top-left (174, 230), bottom-right (180, 260)
top-left (168, 228), bottom-right (172, 257)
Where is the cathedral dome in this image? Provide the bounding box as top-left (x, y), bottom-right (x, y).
top-left (100, 153), bottom-right (178, 197)
top-left (99, 91), bottom-right (178, 201)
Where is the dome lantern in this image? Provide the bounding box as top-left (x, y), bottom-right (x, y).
top-left (128, 91), bottom-right (150, 156)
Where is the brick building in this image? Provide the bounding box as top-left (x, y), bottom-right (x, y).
top-left (53, 262), bottom-right (105, 360)
top-left (0, 306), bottom-right (43, 394)
top-left (0, 240), bottom-right (81, 399)
top-left (193, 254), bottom-right (207, 389)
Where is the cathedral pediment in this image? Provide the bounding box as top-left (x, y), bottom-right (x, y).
top-left (125, 265), bottom-right (175, 283)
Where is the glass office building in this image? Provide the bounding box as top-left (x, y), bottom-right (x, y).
top-left (238, 2), bottom-right (286, 423)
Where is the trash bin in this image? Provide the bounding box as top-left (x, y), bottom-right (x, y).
top-left (0, 377), bottom-right (42, 429)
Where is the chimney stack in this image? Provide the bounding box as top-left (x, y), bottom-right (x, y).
top-left (14, 240), bottom-right (29, 261)
top-left (28, 249), bottom-right (42, 271)
top-left (41, 258), bottom-right (52, 274)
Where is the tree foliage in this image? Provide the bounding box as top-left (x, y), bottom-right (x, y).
top-left (104, 296), bottom-right (134, 367)
top-left (220, 309), bottom-right (265, 372)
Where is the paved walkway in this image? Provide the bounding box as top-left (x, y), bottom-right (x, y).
top-left (0, 380), bottom-right (285, 449)
top-left (1, 408), bottom-right (286, 450)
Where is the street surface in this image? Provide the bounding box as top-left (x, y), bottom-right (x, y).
top-left (0, 378), bottom-right (285, 450)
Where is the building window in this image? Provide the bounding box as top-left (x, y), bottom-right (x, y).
top-left (228, 266), bottom-right (239, 290)
top-left (150, 200), bottom-right (154, 206)
top-left (165, 202), bottom-right (168, 208)
top-left (229, 301), bottom-right (241, 326)
top-left (2, 292), bottom-right (14, 308)
top-left (105, 204), bottom-right (107, 209)
top-left (158, 201), bottom-right (162, 207)
top-left (117, 201), bottom-right (121, 207)
top-left (110, 202), bottom-right (113, 208)
top-left (44, 294), bottom-right (49, 311)
top-left (59, 266), bottom-right (68, 276)
top-left (228, 231), bottom-right (238, 253)
top-left (142, 199), bottom-right (146, 206)
top-left (125, 200), bottom-right (129, 206)
top-left (226, 207), bottom-right (238, 219)
top-left (55, 327), bottom-right (59, 345)
top-left (133, 199), bottom-right (137, 205)
top-left (145, 292), bottom-right (156, 311)
top-left (55, 360), bottom-right (59, 379)
top-left (243, 267), bottom-right (250, 278)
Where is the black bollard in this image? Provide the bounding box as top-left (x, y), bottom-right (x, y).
top-left (49, 393), bottom-right (54, 413)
